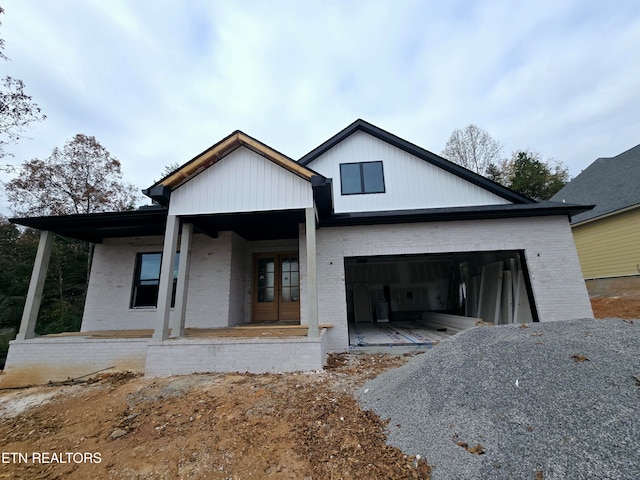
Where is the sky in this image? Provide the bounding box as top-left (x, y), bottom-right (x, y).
top-left (1, 0), bottom-right (639, 215)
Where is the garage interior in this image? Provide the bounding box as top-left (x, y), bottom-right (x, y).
top-left (345, 250), bottom-right (537, 347)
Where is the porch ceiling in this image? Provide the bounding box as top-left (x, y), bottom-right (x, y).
top-left (10, 207), bottom-right (169, 243)
top-left (10, 207), bottom-right (306, 242)
top-left (184, 209), bottom-right (306, 240)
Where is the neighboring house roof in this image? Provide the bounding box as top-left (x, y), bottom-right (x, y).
top-left (299, 119), bottom-right (534, 205)
top-left (550, 143), bottom-right (640, 224)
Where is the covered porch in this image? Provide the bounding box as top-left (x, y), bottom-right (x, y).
top-left (2, 324), bottom-right (330, 387)
top-left (3, 132), bottom-right (336, 386)
top-left (4, 205), bottom-right (328, 386)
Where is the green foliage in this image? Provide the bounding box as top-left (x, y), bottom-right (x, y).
top-left (485, 162), bottom-right (504, 184)
top-left (502, 150), bottom-right (570, 199)
top-left (35, 235), bottom-right (88, 334)
top-left (0, 218), bottom-right (87, 334)
top-left (0, 219), bottom-right (36, 328)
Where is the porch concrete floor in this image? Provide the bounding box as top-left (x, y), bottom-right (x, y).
top-left (43, 323), bottom-right (333, 339)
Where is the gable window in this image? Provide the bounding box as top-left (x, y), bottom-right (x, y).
top-left (131, 252), bottom-right (179, 308)
top-left (340, 161), bottom-right (385, 195)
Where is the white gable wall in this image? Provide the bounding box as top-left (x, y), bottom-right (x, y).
top-left (306, 131), bottom-right (511, 213)
top-left (169, 146), bottom-right (313, 216)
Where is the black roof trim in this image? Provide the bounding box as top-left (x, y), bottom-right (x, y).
top-left (10, 208), bottom-right (170, 243)
top-left (298, 119), bottom-right (534, 205)
top-left (319, 202), bottom-right (593, 227)
top-left (9, 207), bottom-right (308, 243)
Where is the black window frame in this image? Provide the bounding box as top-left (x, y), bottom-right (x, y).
top-left (339, 161), bottom-right (385, 195)
top-left (130, 252), bottom-right (179, 309)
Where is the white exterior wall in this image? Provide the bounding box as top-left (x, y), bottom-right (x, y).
top-left (315, 216), bottom-right (593, 352)
top-left (169, 146), bottom-right (313, 216)
top-left (145, 331), bottom-right (327, 376)
top-left (228, 233), bottom-right (248, 326)
top-left (2, 337), bottom-right (149, 386)
top-left (82, 233), bottom-right (235, 331)
top-left (305, 130), bottom-right (511, 213)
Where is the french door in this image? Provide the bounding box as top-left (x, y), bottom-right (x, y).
top-left (252, 253), bottom-right (300, 322)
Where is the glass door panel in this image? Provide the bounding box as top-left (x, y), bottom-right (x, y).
top-left (253, 253), bottom-right (301, 322)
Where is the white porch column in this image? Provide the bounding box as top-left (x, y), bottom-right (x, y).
top-left (170, 222), bottom-right (193, 338)
top-left (305, 207), bottom-right (320, 338)
top-left (16, 230), bottom-right (54, 340)
top-left (153, 214), bottom-right (180, 341)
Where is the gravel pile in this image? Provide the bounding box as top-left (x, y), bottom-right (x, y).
top-left (358, 318), bottom-right (640, 480)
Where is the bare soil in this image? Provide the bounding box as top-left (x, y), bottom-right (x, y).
top-left (590, 293), bottom-right (640, 319)
top-left (0, 354), bottom-right (431, 479)
top-left (0, 296), bottom-right (633, 480)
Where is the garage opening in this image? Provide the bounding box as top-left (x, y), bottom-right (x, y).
top-left (345, 250), bottom-right (537, 347)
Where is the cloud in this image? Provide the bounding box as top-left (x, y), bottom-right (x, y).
top-left (1, 0), bottom-right (639, 214)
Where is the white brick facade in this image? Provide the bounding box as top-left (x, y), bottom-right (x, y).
top-left (314, 216), bottom-right (593, 351)
top-left (82, 233), bottom-right (235, 331)
top-left (82, 233), bottom-right (303, 331)
top-left (2, 337), bottom-right (149, 386)
top-left (80, 215), bottom-right (591, 355)
top-left (145, 331), bottom-right (327, 376)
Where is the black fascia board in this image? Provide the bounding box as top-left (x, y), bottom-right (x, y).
top-left (146, 185), bottom-right (171, 206)
top-left (9, 208), bottom-right (169, 242)
top-left (311, 176), bottom-right (333, 216)
top-left (318, 202), bottom-right (594, 227)
top-left (298, 119), bottom-right (534, 205)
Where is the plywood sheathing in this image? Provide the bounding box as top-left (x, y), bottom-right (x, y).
top-left (160, 132), bottom-right (315, 190)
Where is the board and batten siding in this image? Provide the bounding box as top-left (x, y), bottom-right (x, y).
top-left (169, 146), bottom-right (313, 216)
top-left (572, 207), bottom-right (640, 279)
top-left (305, 130), bottom-right (511, 213)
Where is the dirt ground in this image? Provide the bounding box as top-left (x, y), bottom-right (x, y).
top-left (0, 353), bottom-right (431, 480)
top-left (0, 295), bottom-right (635, 480)
top-left (590, 293), bottom-right (640, 319)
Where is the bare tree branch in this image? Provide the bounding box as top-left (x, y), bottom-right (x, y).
top-left (5, 134), bottom-right (142, 216)
top-left (441, 124), bottom-right (503, 176)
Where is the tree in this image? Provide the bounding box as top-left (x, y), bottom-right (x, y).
top-left (161, 162), bottom-right (180, 178)
top-left (0, 7), bottom-right (46, 159)
top-left (2, 134), bottom-right (142, 335)
top-left (501, 150), bottom-right (569, 200)
top-left (0, 216), bottom-right (86, 335)
top-left (5, 134), bottom-right (141, 216)
top-left (485, 162), bottom-right (504, 184)
top-left (442, 124), bottom-right (503, 175)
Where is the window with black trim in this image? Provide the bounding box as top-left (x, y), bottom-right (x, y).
top-left (340, 161), bottom-right (385, 195)
top-left (131, 252), bottom-right (179, 308)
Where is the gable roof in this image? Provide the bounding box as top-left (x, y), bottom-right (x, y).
top-left (145, 130), bottom-right (320, 198)
top-left (298, 119), bottom-right (534, 205)
top-left (550, 143), bottom-right (640, 224)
